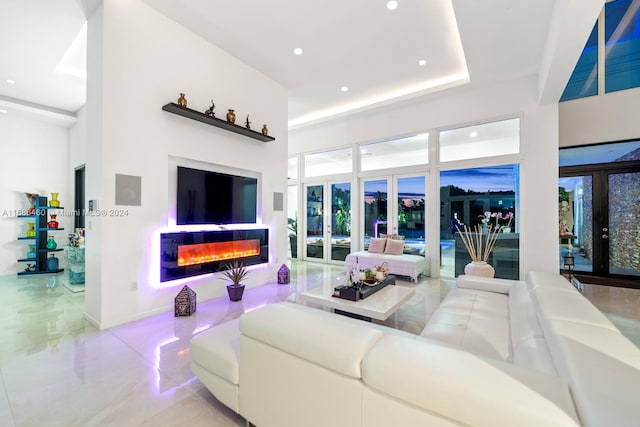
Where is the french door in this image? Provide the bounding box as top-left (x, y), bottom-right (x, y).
top-left (304, 180), bottom-right (352, 263)
top-left (559, 164), bottom-right (640, 278)
top-left (362, 174), bottom-right (427, 255)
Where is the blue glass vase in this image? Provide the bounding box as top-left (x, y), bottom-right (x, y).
top-left (47, 254), bottom-right (59, 271)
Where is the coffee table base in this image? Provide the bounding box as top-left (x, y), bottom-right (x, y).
top-left (334, 309), bottom-right (372, 322)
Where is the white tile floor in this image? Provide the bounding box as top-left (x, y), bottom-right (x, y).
top-left (0, 262), bottom-right (638, 426)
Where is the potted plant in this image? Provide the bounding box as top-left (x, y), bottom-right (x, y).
top-left (288, 217), bottom-right (298, 258)
top-left (219, 260), bottom-right (249, 301)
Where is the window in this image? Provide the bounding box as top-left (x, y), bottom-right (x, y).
top-left (605, 0), bottom-right (640, 93)
top-left (288, 157), bottom-right (298, 180)
top-left (561, 25), bottom-right (598, 101)
top-left (439, 118), bottom-right (520, 162)
top-left (561, 0), bottom-right (640, 101)
top-left (360, 133), bottom-right (428, 171)
top-left (304, 147), bottom-right (352, 177)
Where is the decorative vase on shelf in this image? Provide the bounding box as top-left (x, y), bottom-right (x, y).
top-left (25, 193), bottom-right (37, 215)
top-left (502, 227), bottom-right (511, 233)
top-left (261, 124), bottom-right (268, 135)
top-left (46, 237), bottom-right (57, 250)
top-left (49, 193), bottom-right (60, 207)
top-left (226, 109), bottom-right (236, 123)
top-left (47, 254), bottom-right (59, 271)
top-left (47, 214), bottom-right (59, 229)
top-left (177, 93), bottom-right (187, 107)
top-left (464, 261), bottom-right (495, 278)
top-left (26, 222), bottom-right (36, 237)
top-left (27, 244), bottom-right (36, 259)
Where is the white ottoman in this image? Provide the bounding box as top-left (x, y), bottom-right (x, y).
top-left (190, 318), bottom-right (241, 413)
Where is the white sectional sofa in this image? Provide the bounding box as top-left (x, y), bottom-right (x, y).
top-left (190, 271), bottom-right (640, 427)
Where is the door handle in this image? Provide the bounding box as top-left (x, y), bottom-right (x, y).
top-left (602, 234), bottom-right (609, 239)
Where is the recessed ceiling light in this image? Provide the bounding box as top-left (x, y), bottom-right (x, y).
top-left (341, 86), bottom-right (349, 92)
top-left (293, 48), bottom-right (303, 56)
top-left (6, 79), bottom-right (15, 84)
top-left (0, 109), bottom-right (7, 113)
top-left (418, 59), bottom-right (426, 66)
top-left (470, 131), bottom-right (478, 138)
top-left (387, 1), bottom-right (398, 11)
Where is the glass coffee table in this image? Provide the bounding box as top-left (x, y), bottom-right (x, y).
top-left (298, 277), bottom-right (415, 322)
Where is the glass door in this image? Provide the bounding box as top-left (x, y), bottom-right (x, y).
top-left (304, 181), bottom-right (352, 263)
top-left (559, 168), bottom-right (640, 278)
top-left (607, 171), bottom-right (640, 276)
top-left (305, 184), bottom-right (324, 260)
top-left (558, 175), bottom-right (593, 273)
top-left (362, 175), bottom-right (427, 255)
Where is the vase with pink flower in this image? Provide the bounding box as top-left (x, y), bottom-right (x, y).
top-left (25, 193), bottom-right (37, 215)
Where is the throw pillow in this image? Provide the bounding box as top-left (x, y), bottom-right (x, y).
top-left (384, 238), bottom-right (405, 255)
top-left (368, 238), bottom-right (387, 253)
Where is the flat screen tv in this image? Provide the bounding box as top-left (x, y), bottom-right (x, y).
top-left (176, 166), bottom-right (258, 225)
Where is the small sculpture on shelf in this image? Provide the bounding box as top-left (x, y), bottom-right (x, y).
top-left (261, 124), bottom-right (268, 136)
top-left (204, 100), bottom-right (215, 116)
top-left (226, 109), bottom-right (236, 123)
top-left (25, 263), bottom-right (35, 272)
top-left (177, 93), bottom-right (188, 107)
top-left (245, 115), bottom-right (251, 129)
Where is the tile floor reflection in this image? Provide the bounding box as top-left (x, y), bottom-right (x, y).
top-left (0, 262), bottom-right (638, 426)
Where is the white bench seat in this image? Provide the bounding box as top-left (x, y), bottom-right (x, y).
top-left (345, 251), bottom-right (429, 282)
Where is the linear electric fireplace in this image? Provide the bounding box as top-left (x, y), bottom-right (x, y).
top-left (160, 229), bottom-right (268, 282)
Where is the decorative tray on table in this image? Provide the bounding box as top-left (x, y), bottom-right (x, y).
top-left (333, 275), bottom-right (396, 301)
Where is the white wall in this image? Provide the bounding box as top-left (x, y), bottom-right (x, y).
top-left (289, 76), bottom-right (559, 278)
top-left (0, 112), bottom-right (71, 275)
top-left (84, 1), bottom-right (288, 329)
top-left (560, 87), bottom-right (640, 147)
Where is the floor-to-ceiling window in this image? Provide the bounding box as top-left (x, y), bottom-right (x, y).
top-left (439, 118), bottom-right (521, 279)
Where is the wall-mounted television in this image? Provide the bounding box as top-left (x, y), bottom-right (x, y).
top-left (176, 166), bottom-right (258, 225)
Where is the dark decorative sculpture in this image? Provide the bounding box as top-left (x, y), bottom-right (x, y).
top-left (245, 115), bottom-right (251, 129)
top-left (204, 100), bottom-right (215, 116)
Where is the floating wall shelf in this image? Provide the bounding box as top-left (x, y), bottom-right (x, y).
top-left (162, 103), bottom-right (275, 143)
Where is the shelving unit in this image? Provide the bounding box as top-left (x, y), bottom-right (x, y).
top-left (162, 102), bottom-right (276, 142)
top-left (17, 196), bottom-right (64, 276)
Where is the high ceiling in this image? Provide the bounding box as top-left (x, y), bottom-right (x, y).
top-left (0, 0), bottom-right (592, 127)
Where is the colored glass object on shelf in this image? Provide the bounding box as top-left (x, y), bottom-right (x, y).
top-left (25, 192), bottom-right (37, 215)
top-left (49, 192), bottom-right (60, 207)
top-left (26, 222), bottom-right (36, 237)
top-left (47, 214), bottom-right (59, 229)
top-left (46, 236), bottom-right (57, 250)
top-left (27, 244), bottom-right (36, 259)
top-left (47, 254), bottom-right (59, 271)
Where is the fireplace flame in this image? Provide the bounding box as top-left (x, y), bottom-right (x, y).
top-left (177, 239), bottom-right (260, 267)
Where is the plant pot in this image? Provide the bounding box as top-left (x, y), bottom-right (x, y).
top-left (226, 284), bottom-right (245, 301)
top-left (464, 261), bottom-right (495, 278)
